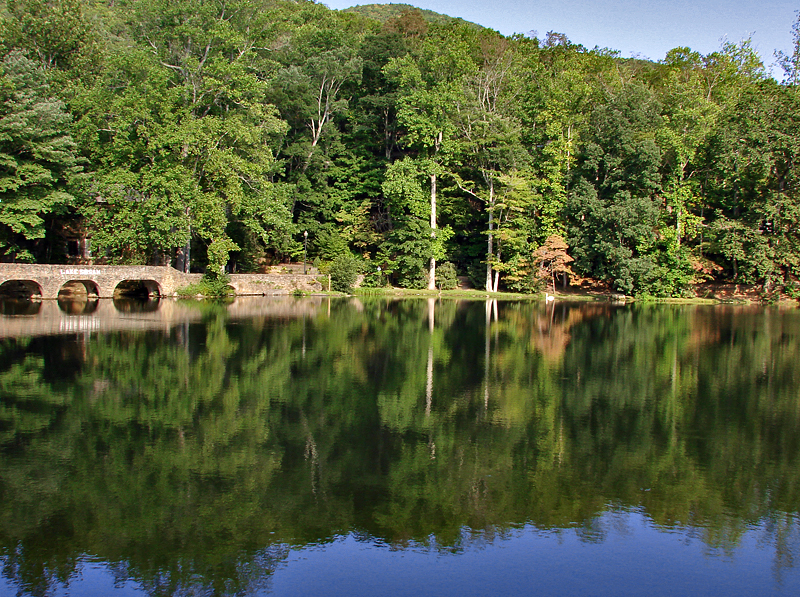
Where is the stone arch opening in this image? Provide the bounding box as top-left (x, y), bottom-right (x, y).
top-left (58, 280), bottom-right (100, 300)
top-left (114, 279), bottom-right (161, 298)
top-left (0, 280), bottom-right (43, 299)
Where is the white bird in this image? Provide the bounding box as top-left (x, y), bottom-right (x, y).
top-left (545, 293), bottom-right (555, 303)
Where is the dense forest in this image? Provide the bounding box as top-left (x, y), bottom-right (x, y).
top-left (0, 0), bottom-right (799, 296)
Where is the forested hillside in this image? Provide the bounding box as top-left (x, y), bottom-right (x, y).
top-left (342, 3), bottom-right (482, 28)
top-left (1, 0), bottom-right (798, 296)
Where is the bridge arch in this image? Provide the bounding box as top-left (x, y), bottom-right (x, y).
top-left (58, 279), bottom-right (100, 299)
top-left (0, 279), bottom-right (43, 299)
top-left (113, 279), bottom-right (162, 298)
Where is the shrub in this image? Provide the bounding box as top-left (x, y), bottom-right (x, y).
top-left (399, 267), bottom-right (428, 289)
top-left (435, 262), bottom-right (459, 290)
top-left (176, 273), bottom-right (234, 297)
top-left (360, 267), bottom-right (389, 288)
top-left (329, 254), bottom-right (360, 293)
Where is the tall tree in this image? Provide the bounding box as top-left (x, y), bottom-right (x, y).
top-left (451, 31), bottom-right (528, 291)
top-left (74, 0), bottom-right (293, 270)
top-left (775, 10), bottom-right (800, 88)
top-left (0, 51), bottom-right (81, 261)
top-left (385, 26), bottom-right (473, 288)
top-left (567, 82), bottom-right (664, 295)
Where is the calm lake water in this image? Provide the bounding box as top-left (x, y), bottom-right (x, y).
top-left (1, 296), bottom-right (799, 596)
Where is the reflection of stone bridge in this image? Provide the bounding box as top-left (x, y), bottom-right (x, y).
top-left (0, 264), bottom-right (322, 299)
top-left (0, 296), bottom-right (330, 338)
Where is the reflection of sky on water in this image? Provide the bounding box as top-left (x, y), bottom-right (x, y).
top-left (6, 512), bottom-right (793, 596)
top-left (271, 512), bottom-right (800, 597)
top-left (0, 560), bottom-right (146, 596)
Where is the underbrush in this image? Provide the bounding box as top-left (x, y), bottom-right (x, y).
top-left (176, 273), bottom-right (235, 297)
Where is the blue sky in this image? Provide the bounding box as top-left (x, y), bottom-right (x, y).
top-left (322, 1), bottom-right (797, 69)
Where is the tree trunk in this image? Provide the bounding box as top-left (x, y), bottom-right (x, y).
top-left (486, 179), bottom-right (495, 291)
top-left (428, 172), bottom-right (437, 290)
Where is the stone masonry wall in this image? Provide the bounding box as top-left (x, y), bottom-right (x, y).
top-left (0, 264), bottom-right (323, 299)
top-left (228, 273), bottom-right (323, 295)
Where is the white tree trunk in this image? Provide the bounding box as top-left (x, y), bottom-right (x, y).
top-left (486, 179), bottom-right (495, 291)
top-left (428, 172), bottom-right (437, 290)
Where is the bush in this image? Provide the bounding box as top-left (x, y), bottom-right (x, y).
top-left (784, 281), bottom-right (800, 299)
top-left (176, 273), bottom-right (234, 297)
top-left (435, 262), bottom-right (458, 290)
top-left (329, 254), bottom-right (360, 292)
top-left (360, 267), bottom-right (389, 288)
top-left (398, 267), bottom-right (428, 289)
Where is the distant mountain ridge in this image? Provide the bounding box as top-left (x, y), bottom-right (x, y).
top-left (341, 3), bottom-right (484, 29)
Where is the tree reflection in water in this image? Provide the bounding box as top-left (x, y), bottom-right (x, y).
top-left (0, 299), bottom-right (799, 595)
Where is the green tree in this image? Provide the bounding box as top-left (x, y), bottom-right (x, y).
top-left (703, 79), bottom-right (800, 287)
top-left (0, 51), bottom-right (80, 261)
top-left (451, 31), bottom-right (529, 291)
top-left (775, 11), bottom-right (800, 87)
top-left (2, 0), bottom-right (95, 71)
top-left (380, 156), bottom-right (434, 287)
top-left (567, 82), bottom-right (663, 295)
top-left (385, 26), bottom-right (473, 288)
top-left (73, 0), bottom-right (293, 270)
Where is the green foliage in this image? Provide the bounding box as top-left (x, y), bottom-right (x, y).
top-left (343, 4), bottom-right (483, 29)
top-left (567, 83), bottom-right (665, 295)
top-left (70, 0), bottom-right (294, 268)
top-left (3, 0), bottom-right (96, 70)
top-left (360, 262), bottom-right (390, 288)
top-left (329, 253), bottom-right (360, 292)
top-left (176, 273), bottom-right (234, 297)
top-left (380, 217), bottom-right (432, 288)
top-left (0, 51), bottom-right (80, 260)
top-left (313, 228), bottom-right (350, 260)
top-left (0, 0), bottom-right (797, 295)
top-left (434, 261), bottom-right (458, 289)
top-left (784, 281), bottom-right (800, 299)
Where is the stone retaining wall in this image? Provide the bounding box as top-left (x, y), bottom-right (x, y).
top-left (228, 273), bottom-right (323, 295)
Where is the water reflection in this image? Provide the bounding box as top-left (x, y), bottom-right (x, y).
top-left (0, 296), bottom-right (325, 338)
top-left (112, 296), bottom-right (160, 313)
top-left (57, 297), bottom-right (100, 314)
top-left (0, 298), bottom-right (799, 595)
top-left (0, 299), bottom-right (41, 316)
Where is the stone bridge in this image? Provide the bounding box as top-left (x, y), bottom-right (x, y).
top-left (0, 264), bottom-right (323, 299)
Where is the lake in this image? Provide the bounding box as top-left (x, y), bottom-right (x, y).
top-left (1, 296), bottom-right (799, 596)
